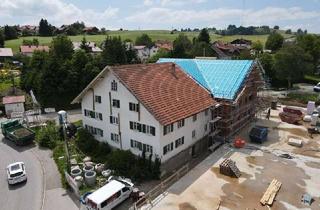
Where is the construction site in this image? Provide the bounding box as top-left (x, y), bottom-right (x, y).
top-left (144, 103), bottom-right (320, 210)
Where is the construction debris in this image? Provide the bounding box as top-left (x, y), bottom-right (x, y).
top-left (260, 179), bottom-right (282, 206)
top-left (219, 159), bottom-right (241, 178)
top-left (279, 154), bottom-right (293, 159)
top-left (301, 193), bottom-right (313, 206)
top-left (288, 138), bottom-right (303, 147)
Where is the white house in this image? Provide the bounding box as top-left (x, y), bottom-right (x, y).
top-left (133, 45), bottom-right (158, 62)
top-left (2, 95), bottom-right (25, 118)
top-left (72, 42), bottom-right (102, 54)
top-left (72, 63), bottom-right (219, 170)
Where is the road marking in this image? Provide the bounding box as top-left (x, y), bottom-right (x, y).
top-left (31, 149), bottom-right (46, 210)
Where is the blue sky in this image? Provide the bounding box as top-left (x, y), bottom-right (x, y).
top-left (1, 0), bottom-right (320, 32)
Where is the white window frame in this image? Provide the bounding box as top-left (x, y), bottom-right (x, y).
top-left (177, 119), bottom-right (185, 128)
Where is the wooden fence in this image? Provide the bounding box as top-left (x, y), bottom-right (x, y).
top-left (130, 163), bottom-right (189, 210)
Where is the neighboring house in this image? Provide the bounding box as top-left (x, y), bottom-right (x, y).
top-left (18, 25), bottom-right (38, 35)
top-left (72, 42), bottom-right (102, 54)
top-left (158, 58), bottom-right (263, 138)
top-left (2, 95), bottom-right (25, 118)
top-left (230, 38), bottom-right (252, 48)
top-left (155, 40), bottom-right (173, 51)
top-left (72, 63), bottom-right (219, 172)
top-left (20, 45), bottom-right (50, 57)
top-left (0, 48), bottom-right (14, 60)
top-left (83, 27), bottom-right (99, 34)
top-left (134, 45), bottom-right (158, 62)
top-left (211, 41), bottom-right (240, 59)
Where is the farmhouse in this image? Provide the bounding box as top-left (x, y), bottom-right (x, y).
top-left (133, 45), bottom-right (158, 62)
top-left (72, 63), bottom-right (220, 171)
top-left (20, 45), bottom-right (50, 57)
top-left (230, 38), bottom-right (252, 48)
top-left (158, 59), bottom-right (263, 138)
top-left (73, 58), bottom-right (262, 171)
top-left (2, 95), bottom-right (25, 118)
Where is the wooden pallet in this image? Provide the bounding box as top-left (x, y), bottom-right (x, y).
top-left (219, 159), bottom-right (241, 178)
top-left (260, 179), bottom-right (282, 206)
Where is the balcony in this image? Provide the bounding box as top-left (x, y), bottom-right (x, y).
top-left (210, 116), bottom-right (222, 124)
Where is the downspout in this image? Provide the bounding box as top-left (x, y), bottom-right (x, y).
top-left (118, 112), bottom-right (122, 150)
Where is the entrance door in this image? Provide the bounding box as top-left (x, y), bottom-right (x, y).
top-left (191, 145), bottom-right (196, 157)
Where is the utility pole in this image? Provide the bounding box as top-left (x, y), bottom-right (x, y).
top-left (58, 110), bottom-right (71, 173)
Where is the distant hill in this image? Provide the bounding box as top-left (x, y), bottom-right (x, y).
top-left (5, 30), bottom-right (295, 53)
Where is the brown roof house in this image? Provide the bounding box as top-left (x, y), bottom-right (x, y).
top-left (2, 95), bottom-right (25, 118)
top-left (72, 62), bottom-right (218, 172)
top-left (20, 45), bottom-right (50, 57)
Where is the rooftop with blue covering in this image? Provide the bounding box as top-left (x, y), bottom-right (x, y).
top-left (157, 58), bottom-right (254, 100)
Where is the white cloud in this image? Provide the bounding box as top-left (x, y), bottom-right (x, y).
top-left (0, 0), bottom-right (119, 27)
top-left (144, 0), bottom-right (153, 6)
top-left (126, 6), bottom-right (320, 28)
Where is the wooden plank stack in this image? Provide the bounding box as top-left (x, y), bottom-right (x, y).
top-left (260, 179), bottom-right (282, 206)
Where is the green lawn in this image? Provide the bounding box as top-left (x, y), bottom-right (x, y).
top-left (5, 30), bottom-right (295, 53)
top-left (0, 77), bottom-right (20, 93)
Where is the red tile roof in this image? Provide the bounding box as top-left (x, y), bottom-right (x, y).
top-left (3, 95), bottom-right (25, 104)
top-left (112, 63), bottom-right (216, 125)
top-left (20, 45), bottom-right (49, 53)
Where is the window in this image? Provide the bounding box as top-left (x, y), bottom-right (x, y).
top-left (111, 133), bottom-right (119, 143)
top-left (85, 125), bottom-right (103, 137)
top-left (192, 130), bottom-right (196, 138)
top-left (193, 114), bottom-right (197, 122)
top-left (111, 80), bottom-right (117, 91)
top-left (177, 119), bottom-right (185, 128)
top-left (95, 95), bottom-right (101, 103)
top-left (112, 99), bottom-right (120, 108)
top-left (84, 109), bottom-right (103, 121)
top-left (110, 116), bottom-right (119, 125)
top-left (130, 121), bottom-right (156, 136)
top-left (163, 142), bottom-right (174, 155)
top-left (204, 124), bottom-right (208, 132)
top-left (175, 137), bottom-right (184, 148)
top-left (131, 139), bottom-right (153, 153)
top-left (129, 102), bottom-right (139, 112)
top-left (205, 109), bottom-right (209, 116)
top-left (163, 124), bottom-right (174, 135)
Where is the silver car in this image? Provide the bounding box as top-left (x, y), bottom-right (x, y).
top-left (6, 162), bottom-right (27, 185)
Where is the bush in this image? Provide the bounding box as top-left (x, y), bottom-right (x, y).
top-left (107, 150), bottom-right (161, 181)
top-left (36, 123), bottom-right (61, 149)
top-left (287, 92), bottom-right (320, 104)
top-left (75, 128), bottom-right (111, 162)
top-left (52, 142), bottom-right (67, 188)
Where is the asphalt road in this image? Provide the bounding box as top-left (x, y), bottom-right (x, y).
top-left (0, 137), bottom-right (43, 210)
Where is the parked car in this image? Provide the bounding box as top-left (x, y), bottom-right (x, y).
top-left (313, 82), bottom-right (320, 92)
top-left (6, 162), bottom-right (27, 185)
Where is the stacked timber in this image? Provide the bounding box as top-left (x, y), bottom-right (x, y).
top-left (260, 179), bottom-right (282, 206)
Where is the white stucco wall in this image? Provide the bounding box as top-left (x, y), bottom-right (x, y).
top-left (5, 103), bottom-right (25, 116)
top-left (159, 109), bottom-right (211, 162)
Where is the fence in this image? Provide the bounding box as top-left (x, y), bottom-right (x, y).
top-left (130, 163), bottom-right (189, 210)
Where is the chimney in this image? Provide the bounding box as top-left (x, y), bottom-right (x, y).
top-left (171, 63), bottom-right (178, 78)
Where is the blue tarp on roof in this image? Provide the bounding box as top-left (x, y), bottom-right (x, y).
top-left (158, 58), bottom-right (253, 100)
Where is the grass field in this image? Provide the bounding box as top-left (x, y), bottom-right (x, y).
top-left (5, 30), bottom-right (295, 53)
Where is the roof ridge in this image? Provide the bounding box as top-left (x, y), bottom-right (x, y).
top-left (194, 59), bottom-right (215, 97)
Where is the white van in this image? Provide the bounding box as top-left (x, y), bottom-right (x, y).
top-left (84, 179), bottom-right (134, 210)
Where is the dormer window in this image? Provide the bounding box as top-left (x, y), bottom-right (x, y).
top-left (111, 80), bottom-right (117, 91)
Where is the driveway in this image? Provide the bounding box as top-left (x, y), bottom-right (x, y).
top-left (0, 130), bottom-right (79, 210)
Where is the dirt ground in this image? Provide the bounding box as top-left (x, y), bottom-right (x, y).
top-left (151, 106), bottom-right (320, 210)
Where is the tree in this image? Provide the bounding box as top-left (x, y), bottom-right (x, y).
top-left (135, 34), bottom-right (154, 47)
top-left (3, 25), bottom-right (18, 40)
top-left (259, 53), bottom-right (275, 81)
top-left (252, 41), bottom-right (263, 53)
top-left (285, 29), bottom-right (292, 34)
top-left (148, 49), bottom-right (171, 63)
top-left (198, 28), bottom-right (210, 43)
top-left (80, 37), bottom-right (90, 53)
top-left (101, 36), bottom-right (127, 65)
top-left (191, 41), bottom-right (214, 57)
top-left (297, 34), bottom-right (320, 73)
top-left (265, 33), bottom-right (284, 51)
top-left (172, 34), bottom-right (192, 58)
top-left (50, 35), bottom-right (74, 60)
top-left (297, 28), bottom-right (304, 35)
top-left (0, 30), bottom-right (4, 47)
top-left (274, 45), bottom-right (313, 88)
top-left (125, 44), bottom-right (138, 64)
top-left (22, 38), bottom-right (39, 46)
top-left (39, 19), bottom-right (53, 36)
top-left (273, 25), bottom-right (280, 30)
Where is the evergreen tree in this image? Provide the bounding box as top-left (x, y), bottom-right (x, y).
top-left (50, 35), bottom-right (74, 60)
top-left (0, 30), bottom-right (4, 47)
top-left (101, 36), bottom-right (127, 65)
top-left (39, 19), bottom-right (53, 36)
top-left (198, 28), bottom-right (210, 43)
top-left (172, 34), bottom-right (192, 58)
top-left (265, 32), bottom-right (284, 51)
top-left (3, 25), bottom-right (18, 40)
top-left (135, 34), bottom-right (154, 47)
top-left (80, 37), bottom-right (90, 53)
